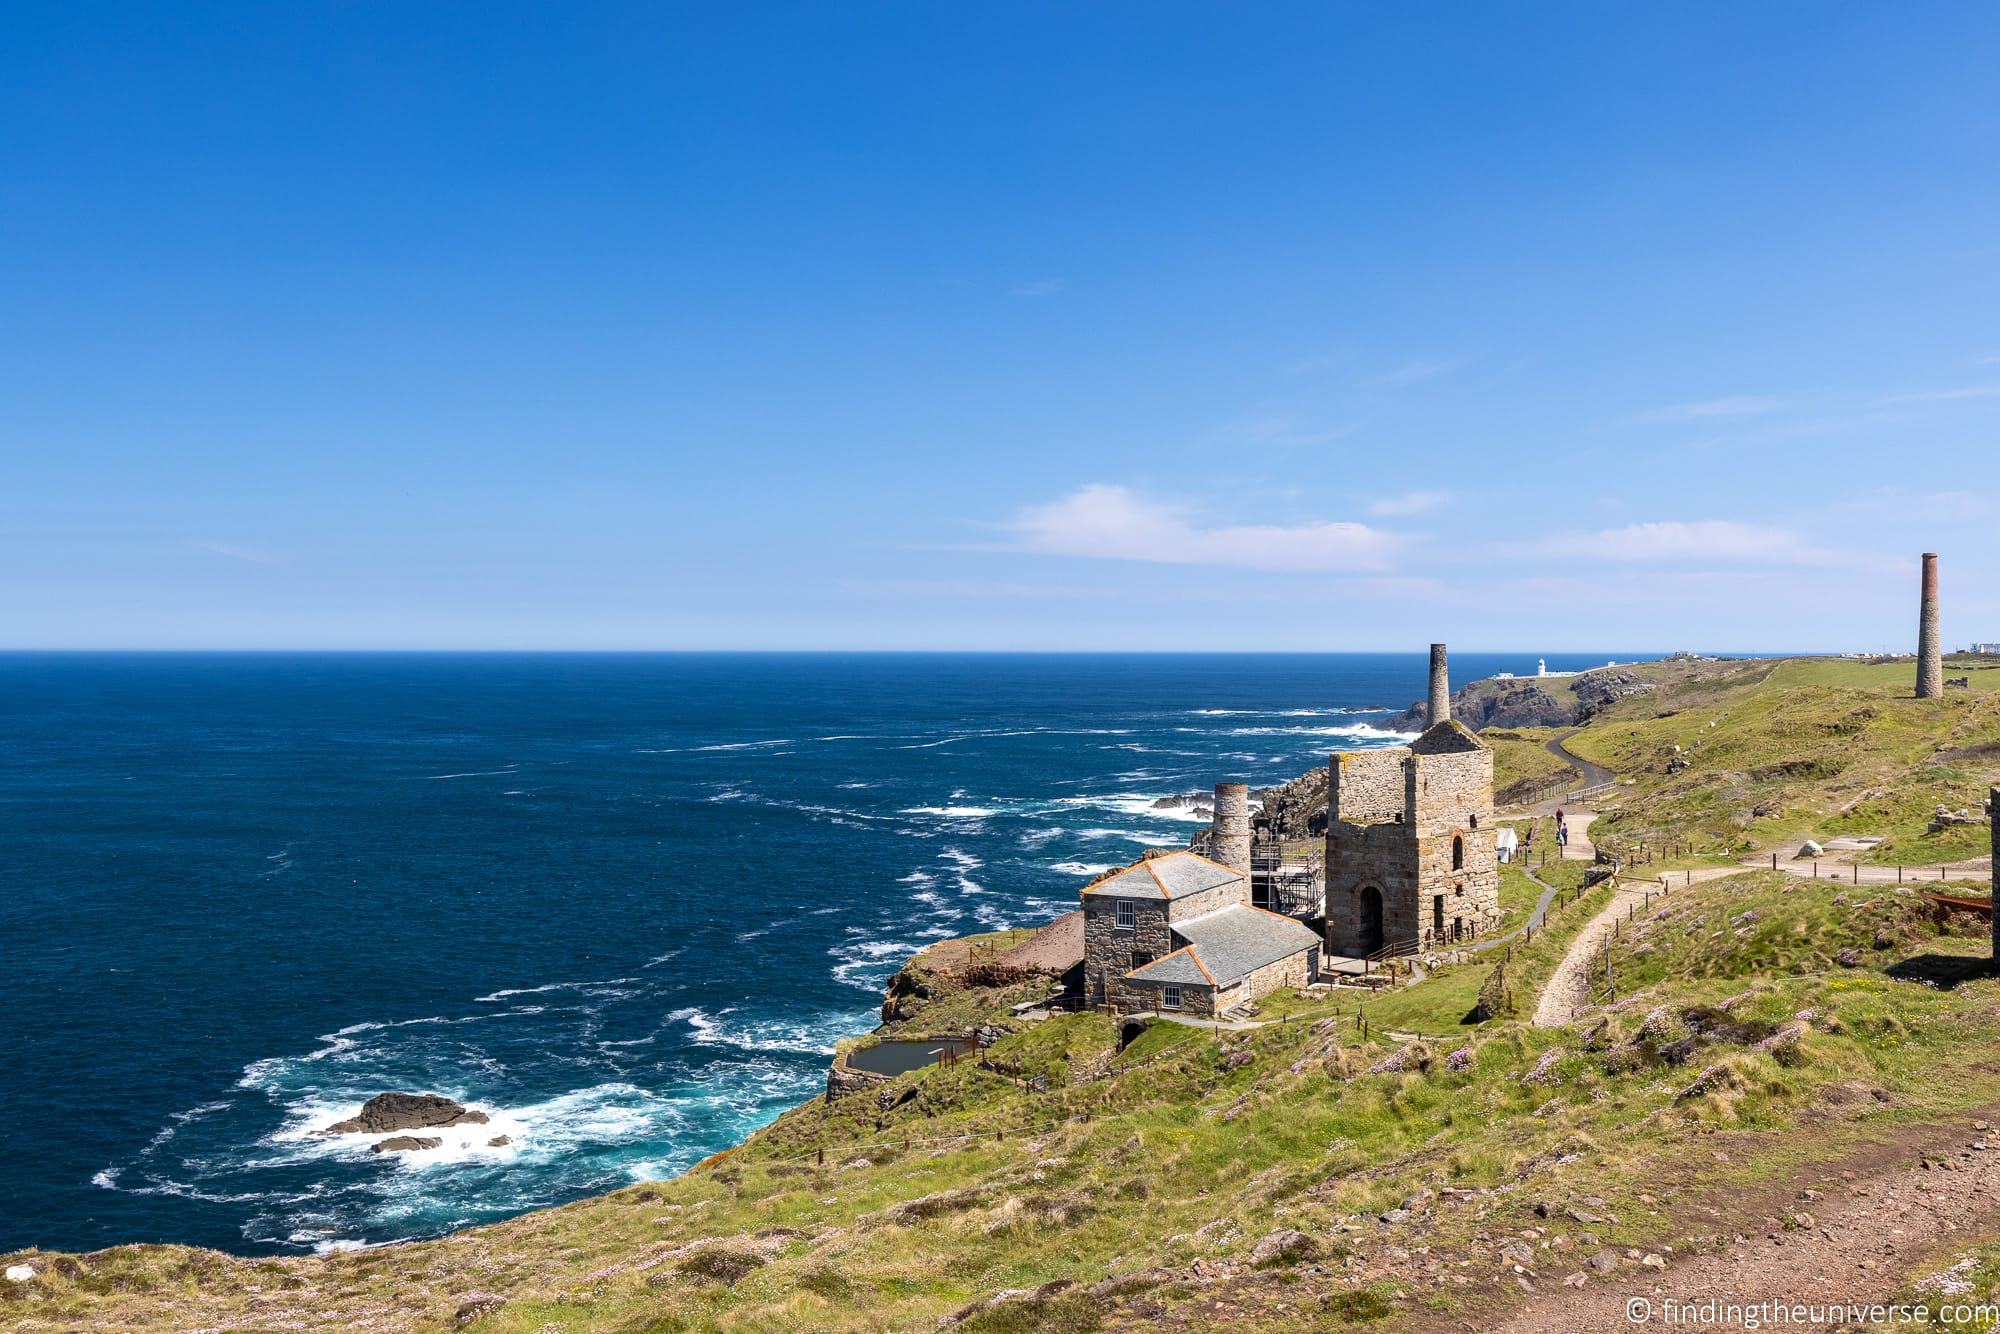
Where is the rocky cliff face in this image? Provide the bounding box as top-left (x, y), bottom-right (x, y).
top-left (1187, 767), bottom-right (1328, 854)
top-left (1381, 670), bottom-right (1656, 733)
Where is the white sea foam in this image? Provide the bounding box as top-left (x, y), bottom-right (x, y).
top-left (417, 767), bottom-right (520, 780)
top-left (669, 1006), bottom-right (860, 1056)
top-left (1049, 861), bottom-right (1116, 876)
top-left (902, 805), bottom-right (1000, 819)
top-left (1050, 792), bottom-right (1211, 821)
top-left (1216, 723), bottom-right (1414, 740)
top-left (691, 739), bottom-right (792, 752)
top-left (473, 978), bottom-right (638, 1004)
top-left (1075, 827), bottom-right (1184, 843)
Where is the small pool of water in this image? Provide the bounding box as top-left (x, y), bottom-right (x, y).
top-left (843, 1037), bottom-right (975, 1077)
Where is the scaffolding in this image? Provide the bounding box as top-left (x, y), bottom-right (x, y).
top-left (1250, 839), bottom-right (1324, 920)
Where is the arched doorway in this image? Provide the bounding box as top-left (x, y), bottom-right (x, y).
top-left (1358, 886), bottom-right (1384, 955)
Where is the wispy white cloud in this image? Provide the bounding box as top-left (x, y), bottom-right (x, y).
top-left (1368, 490), bottom-right (1452, 517)
top-left (1011, 278), bottom-right (1063, 298)
top-left (1008, 484), bottom-right (1397, 573)
top-left (1526, 519), bottom-right (1841, 567)
top-left (1642, 394), bottom-right (1787, 421)
top-left (192, 539), bottom-right (282, 566)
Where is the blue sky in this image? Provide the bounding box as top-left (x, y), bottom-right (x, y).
top-left (3, 3), bottom-right (1996, 651)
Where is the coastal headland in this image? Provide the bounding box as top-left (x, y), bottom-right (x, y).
top-left (7, 651), bottom-right (2000, 1331)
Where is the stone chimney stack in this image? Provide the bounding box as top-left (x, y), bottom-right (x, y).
top-left (1917, 553), bottom-right (1943, 700)
top-left (1211, 782), bottom-right (1252, 874)
top-left (1428, 643), bottom-right (1451, 726)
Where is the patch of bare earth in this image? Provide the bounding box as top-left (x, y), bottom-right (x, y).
top-left (1491, 1104), bottom-right (2000, 1333)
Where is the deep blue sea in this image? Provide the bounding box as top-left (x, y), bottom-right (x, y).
top-left (0, 651), bottom-right (1627, 1256)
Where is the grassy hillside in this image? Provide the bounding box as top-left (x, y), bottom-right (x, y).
top-left (1561, 656), bottom-right (2000, 866)
top-left (7, 656), bottom-right (1998, 1332)
top-left (11, 864), bottom-right (1998, 1332)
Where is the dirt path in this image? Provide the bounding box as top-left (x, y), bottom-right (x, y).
top-left (1546, 730), bottom-right (1614, 791)
top-left (1494, 1106), bottom-right (2000, 1332)
top-left (1529, 877), bottom-right (1647, 1027)
top-left (1530, 866), bottom-right (1742, 1029)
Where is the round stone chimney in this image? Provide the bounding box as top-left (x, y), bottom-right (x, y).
top-left (1917, 553), bottom-right (1943, 700)
top-left (1211, 782), bottom-right (1251, 873)
top-left (1428, 643), bottom-right (1451, 725)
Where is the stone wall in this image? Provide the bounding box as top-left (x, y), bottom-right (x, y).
top-left (1330, 748), bottom-right (1409, 825)
top-left (1115, 975), bottom-right (1218, 1018)
top-left (1411, 746), bottom-right (1492, 834)
top-left (1324, 822), bottom-right (1420, 956)
top-left (1243, 945), bottom-right (1316, 997)
top-left (1082, 895), bottom-right (1174, 1010)
top-left (1115, 943), bottom-right (1315, 1016)
top-left (1081, 874), bottom-right (1247, 1010)
top-left (1326, 741), bottom-right (1500, 955)
top-left (826, 1055), bottom-right (890, 1102)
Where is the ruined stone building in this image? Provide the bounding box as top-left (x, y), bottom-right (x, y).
top-left (1079, 843), bottom-right (1321, 1018)
top-left (1323, 644), bottom-right (1500, 958)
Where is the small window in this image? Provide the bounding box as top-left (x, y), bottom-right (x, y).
top-left (1130, 950), bottom-right (1153, 969)
top-left (1470, 813), bottom-right (1480, 830)
top-left (1115, 900), bottom-right (1136, 930)
top-left (1160, 985), bottom-right (1182, 1010)
top-left (1452, 835), bottom-right (1465, 870)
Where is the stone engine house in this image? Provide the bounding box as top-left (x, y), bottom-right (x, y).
top-left (1324, 644), bottom-right (1500, 958)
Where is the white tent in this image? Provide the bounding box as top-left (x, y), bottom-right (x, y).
top-left (1494, 826), bottom-right (1519, 863)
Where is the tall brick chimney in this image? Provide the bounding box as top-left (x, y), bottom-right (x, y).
top-left (1211, 782), bottom-right (1251, 874)
top-left (1428, 643), bottom-right (1451, 726)
top-left (1917, 553), bottom-right (1943, 700)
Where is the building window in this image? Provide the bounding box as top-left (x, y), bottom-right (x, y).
top-left (1452, 834), bottom-right (1464, 870)
top-left (1130, 950), bottom-right (1153, 969)
top-left (1115, 900), bottom-right (1136, 930)
top-left (1470, 813), bottom-right (1479, 830)
top-left (1160, 985), bottom-right (1182, 1010)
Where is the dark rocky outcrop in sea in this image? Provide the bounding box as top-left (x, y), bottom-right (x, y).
top-left (372, 1135), bottom-right (444, 1154)
top-left (321, 1092), bottom-right (489, 1136)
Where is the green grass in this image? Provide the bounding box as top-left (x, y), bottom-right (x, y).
top-left (1558, 658), bottom-right (2000, 864)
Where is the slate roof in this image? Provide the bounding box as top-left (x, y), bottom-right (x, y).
top-left (1080, 850), bottom-right (1243, 902)
top-left (1124, 904), bottom-right (1321, 989)
top-left (1410, 718), bottom-right (1487, 755)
